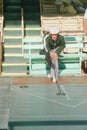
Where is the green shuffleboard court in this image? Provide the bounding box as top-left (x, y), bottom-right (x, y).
top-left (7, 84), bottom-right (87, 130)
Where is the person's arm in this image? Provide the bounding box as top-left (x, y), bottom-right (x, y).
top-left (83, 19), bottom-right (87, 35)
top-left (83, 9), bottom-right (87, 35)
top-left (45, 37), bottom-right (58, 60)
top-left (45, 37), bottom-right (52, 52)
top-left (43, 34), bottom-right (49, 52)
top-left (51, 36), bottom-right (65, 60)
top-left (56, 36), bottom-right (65, 55)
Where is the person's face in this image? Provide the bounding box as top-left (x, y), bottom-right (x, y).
top-left (50, 34), bottom-right (58, 41)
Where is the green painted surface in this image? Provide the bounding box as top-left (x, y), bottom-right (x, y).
top-left (3, 56), bottom-right (27, 63)
top-left (3, 0), bottom-right (41, 75)
top-left (4, 0), bottom-right (21, 6)
top-left (4, 48), bottom-right (22, 53)
top-left (8, 84), bottom-right (87, 130)
top-left (4, 39), bottom-right (22, 45)
top-left (4, 30), bottom-right (22, 36)
top-left (2, 66), bottom-right (27, 73)
top-left (4, 20), bottom-right (21, 28)
top-left (0, 85), bottom-right (10, 129)
top-left (24, 30), bottom-right (41, 37)
top-left (59, 58), bottom-right (80, 63)
top-left (4, 12), bottom-right (21, 21)
top-left (3, 0), bottom-right (26, 74)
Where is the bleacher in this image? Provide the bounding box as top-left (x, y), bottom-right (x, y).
top-left (0, 0), bottom-right (87, 76)
top-left (22, 0), bottom-right (87, 76)
top-left (22, 35), bottom-right (87, 76)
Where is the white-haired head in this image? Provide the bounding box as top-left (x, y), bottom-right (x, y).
top-left (49, 26), bottom-right (59, 34)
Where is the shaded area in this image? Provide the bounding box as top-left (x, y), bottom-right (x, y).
top-left (9, 120), bottom-right (87, 126)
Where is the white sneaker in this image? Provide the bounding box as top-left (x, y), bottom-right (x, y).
top-left (47, 74), bottom-right (51, 78)
top-left (52, 78), bottom-right (56, 83)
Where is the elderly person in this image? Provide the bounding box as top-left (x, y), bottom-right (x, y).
top-left (60, 0), bottom-right (77, 14)
top-left (83, 8), bottom-right (87, 35)
top-left (44, 26), bottom-right (65, 82)
top-left (71, 0), bottom-right (85, 13)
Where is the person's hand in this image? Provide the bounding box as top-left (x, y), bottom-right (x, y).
top-left (49, 51), bottom-right (58, 60)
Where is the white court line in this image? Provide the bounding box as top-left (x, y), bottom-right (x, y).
top-left (72, 100), bottom-right (87, 108)
top-left (60, 85), bottom-right (70, 100)
top-left (11, 85), bottom-right (87, 109)
top-left (11, 88), bottom-right (72, 108)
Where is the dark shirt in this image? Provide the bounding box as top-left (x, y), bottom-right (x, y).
top-left (45, 34), bottom-right (65, 55)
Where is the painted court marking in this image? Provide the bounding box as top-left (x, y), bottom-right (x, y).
top-left (11, 84), bottom-right (87, 109)
top-left (11, 88), bottom-right (72, 108)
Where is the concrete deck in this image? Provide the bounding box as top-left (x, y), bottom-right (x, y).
top-left (0, 75), bottom-right (87, 86)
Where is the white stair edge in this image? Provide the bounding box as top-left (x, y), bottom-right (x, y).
top-left (2, 63), bottom-right (28, 66)
top-left (4, 45), bottom-right (22, 48)
top-left (1, 72), bottom-right (28, 76)
top-left (4, 53), bottom-right (23, 56)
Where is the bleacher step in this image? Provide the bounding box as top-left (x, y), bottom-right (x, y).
top-left (4, 53), bottom-right (23, 57)
top-left (1, 72), bottom-right (28, 76)
top-left (4, 45), bottom-right (22, 48)
top-left (4, 28), bottom-right (22, 30)
top-left (4, 36), bottom-right (22, 39)
top-left (2, 63), bottom-right (28, 66)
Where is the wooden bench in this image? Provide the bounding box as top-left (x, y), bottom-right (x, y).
top-left (23, 38), bottom-right (49, 75)
top-left (59, 44), bottom-right (84, 75)
top-left (58, 36), bottom-right (86, 75)
top-left (22, 36), bottom-right (86, 76)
